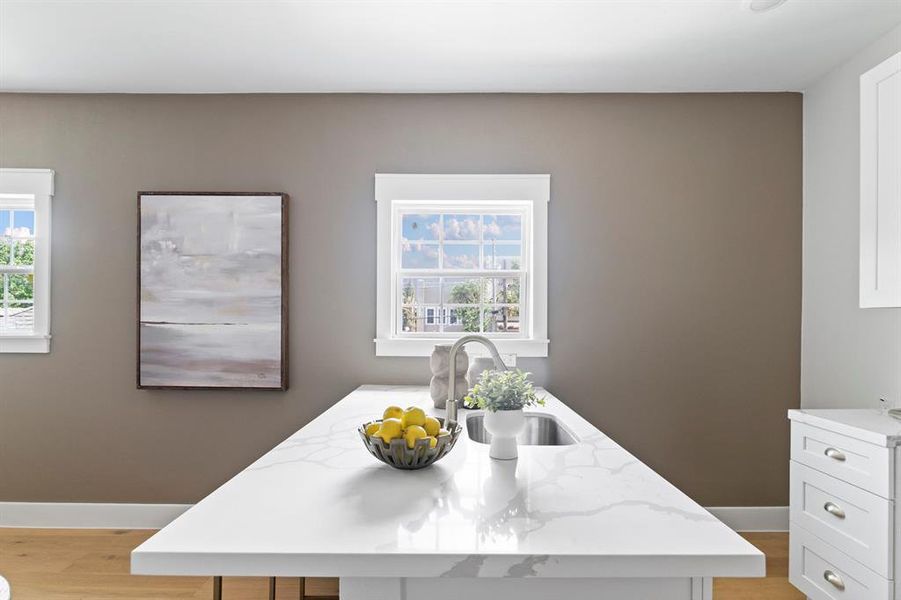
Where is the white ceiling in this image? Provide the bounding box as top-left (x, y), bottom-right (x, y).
top-left (2, 0), bottom-right (900, 93)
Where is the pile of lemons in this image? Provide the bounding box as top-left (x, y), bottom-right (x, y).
top-left (365, 406), bottom-right (450, 449)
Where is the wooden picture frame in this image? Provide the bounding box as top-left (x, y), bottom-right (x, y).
top-left (137, 192), bottom-right (288, 390)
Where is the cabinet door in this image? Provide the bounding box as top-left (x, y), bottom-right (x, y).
top-left (860, 51), bottom-right (901, 308)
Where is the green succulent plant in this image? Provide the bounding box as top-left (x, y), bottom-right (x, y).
top-left (463, 368), bottom-right (545, 412)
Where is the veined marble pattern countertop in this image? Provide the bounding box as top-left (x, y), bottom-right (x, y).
top-left (132, 385), bottom-right (764, 579)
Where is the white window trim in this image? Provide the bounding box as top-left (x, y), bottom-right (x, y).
top-left (0, 168), bottom-right (53, 353)
top-left (375, 174), bottom-right (549, 358)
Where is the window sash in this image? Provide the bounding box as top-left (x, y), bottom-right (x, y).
top-left (0, 266), bottom-right (34, 275)
top-left (398, 209), bottom-right (524, 272)
top-left (393, 202), bottom-right (531, 339)
top-left (0, 207), bottom-right (37, 334)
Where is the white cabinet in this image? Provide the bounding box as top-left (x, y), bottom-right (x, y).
top-left (860, 51), bottom-right (901, 308)
top-left (788, 409), bottom-right (901, 600)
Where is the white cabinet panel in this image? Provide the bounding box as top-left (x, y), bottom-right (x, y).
top-left (790, 461), bottom-right (894, 577)
top-left (861, 51), bottom-right (901, 308)
top-left (791, 421), bottom-right (893, 498)
top-left (790, 524), bottom-right (892, 600)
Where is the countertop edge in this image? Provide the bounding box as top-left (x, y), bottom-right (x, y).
top-left (131, 549), bottom-right (765, 579)
top-left (788, 409), bottom-right (901, 447)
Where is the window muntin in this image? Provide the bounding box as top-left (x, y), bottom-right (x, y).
top-left (0, 208), bottom-right (36, 333)
top-left (395, 207), bottom-right (528, 338)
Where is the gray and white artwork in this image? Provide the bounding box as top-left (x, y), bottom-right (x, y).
top-left (138, 193), bottom-right (286, 389)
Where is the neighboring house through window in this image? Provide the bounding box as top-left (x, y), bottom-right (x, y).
top-left (0, 169), bottom-right (53, 353)
top-left (375, 174), bottom-right (549, 357)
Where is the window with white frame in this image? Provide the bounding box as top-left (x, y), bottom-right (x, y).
top-left (375, 174), bottom-right (549, 357)
top-left (0, 169), bottom-right (53, 353)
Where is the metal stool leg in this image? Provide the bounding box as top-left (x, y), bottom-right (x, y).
top-left (299, 577), bottom-right (305, 599)
top-left (269, 577), bottom-right (276, 600)
top-left (213, 576), bottom-right (222, 600)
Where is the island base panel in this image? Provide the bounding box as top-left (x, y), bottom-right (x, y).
top-left (340, 576), bottom-right (713, 599)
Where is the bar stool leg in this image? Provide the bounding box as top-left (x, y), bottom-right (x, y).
top-left (269, 577), bottom-right (276, 600)
top-left (299, 577), bottom-right (305, 599)
top-left (213, 576), bottom-right (222, 600)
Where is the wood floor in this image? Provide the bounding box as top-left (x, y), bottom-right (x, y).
top-left (0, 529), bottom-right (803, 599)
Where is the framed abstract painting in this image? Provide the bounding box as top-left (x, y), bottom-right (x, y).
top-left (137, 192), bottom-right (288, 390)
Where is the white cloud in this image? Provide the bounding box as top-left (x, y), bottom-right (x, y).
top-left (402, 238), bottom-right (439, 265)
top-left (4, 227), bottom-right (32, 238)
top-left (484, 221), bottom-right (502, 238)
top-left (444, 252), bottom-right (479, 269)
top-left (444, 216), bottom-right (479, 240)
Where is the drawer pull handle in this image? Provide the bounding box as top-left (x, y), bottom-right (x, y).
top-left (824, 447), bottom-right (846, 461)
top-left (824, 502), bottom-right (846, 519)
top-left (823, 570), bottom-right (845, 591)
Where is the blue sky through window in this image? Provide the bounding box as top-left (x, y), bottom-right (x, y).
top-left (484, 215), bottom-right (521, 241)
top-left (402, 214), bottom-right (439, 241)
top-left (14, 211), bottom-right (35, 234)
top-left (483, 243), bottom-right (521, 269)
top-left (443, 214), bottom-right (479, 240)
top-left (443, 244), bottom-right (479, 269)
top-left (1, 210), bottom-right (34, 236)
top-left (402, 241), bottom-right (439, 268)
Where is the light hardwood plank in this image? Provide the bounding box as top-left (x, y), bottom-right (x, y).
top-left (0, 528), bottom-right (799, 599)
top-left (713, 532), bottom-right (804, 600)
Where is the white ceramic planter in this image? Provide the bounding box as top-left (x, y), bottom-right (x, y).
top-left (483, 409), bottom-right (526, 460)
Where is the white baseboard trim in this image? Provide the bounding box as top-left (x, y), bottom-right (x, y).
top-left (706, 506), bottom-right (789, 532)
top-left (0, 502), bottom-right (789, 532)
top-left (0, 502), bottom-right (191, 529)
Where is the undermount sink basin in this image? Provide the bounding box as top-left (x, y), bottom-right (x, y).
top-left (465, 412), bottom-right (578, 446)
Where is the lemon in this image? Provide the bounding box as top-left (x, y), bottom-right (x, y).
top-left (427, 436), bottom-right (438, 449)
top-left (364, 422), bottom-right (381, 436)
top-left (438, 428), bottom-right (450, 437)
top-left (403, 425), bottom-right (428, 449)
top-left (402, 406), bottom-right (426, 429)
top-left (423, 416), bottom-right (440, 437)
top-left (376, 418), bottom-right (404, 444)
top-left (383, 405), bottom-right (404, 420)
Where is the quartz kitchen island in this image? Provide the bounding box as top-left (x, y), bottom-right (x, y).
top-left (132, 385), bottom-right (764, 599)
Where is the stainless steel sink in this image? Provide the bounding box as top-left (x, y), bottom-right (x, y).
top-left (465, 413), bottom-right (578, 446)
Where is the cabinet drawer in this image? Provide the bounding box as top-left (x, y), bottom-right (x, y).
top-left (790, 461), bottom-right (894, 577)
top-left (791, 421), bottom-right (893, 498)
top-left (790, 524), bottom-right (892, 600)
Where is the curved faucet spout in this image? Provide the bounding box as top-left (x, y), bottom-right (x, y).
top-left (446, 335), bottom-right (508, 428)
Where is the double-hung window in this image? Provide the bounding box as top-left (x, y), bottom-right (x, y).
top-left (375, 174), bottom-right (549, 357)
top-left (0, 169), bottom-right (53, 353)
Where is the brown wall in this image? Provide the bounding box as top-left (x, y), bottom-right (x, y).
top-left (0, 93), bottom-right (801, 506)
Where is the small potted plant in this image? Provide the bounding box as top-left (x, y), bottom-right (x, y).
top-left (464, 369), bottom-right (544, 460)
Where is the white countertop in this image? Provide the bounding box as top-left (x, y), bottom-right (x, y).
top-left (132, 385), bottom-right (764, 579)
top-left (788, 408), bottom-right (901, 447)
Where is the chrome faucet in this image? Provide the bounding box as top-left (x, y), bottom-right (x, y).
top-left (446, 335), bottom-right (508, 427)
